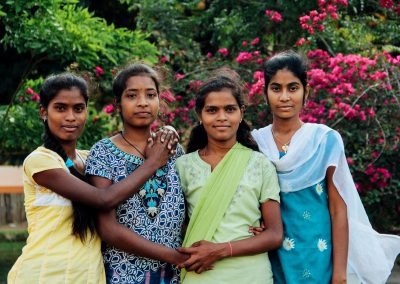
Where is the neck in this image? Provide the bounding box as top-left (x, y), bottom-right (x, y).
top-left (272, 116), bottom-right (304, 134)
top-left (122, 124), bottom-right (152, 142)
top-left (62, 141), bottom-right (77, 159)
top-left (205, 138), bottom-right (237, 156)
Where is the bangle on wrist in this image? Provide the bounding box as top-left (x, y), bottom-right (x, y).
top-left (227, 242), bottom-right (233, 257)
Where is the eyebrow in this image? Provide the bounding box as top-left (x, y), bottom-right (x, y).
top-left (125, 87), bottom-right (157, 92)
top-left (204, 104), bottom-right (239, 108)
top-left (270, 82), bottom-right (301, 86)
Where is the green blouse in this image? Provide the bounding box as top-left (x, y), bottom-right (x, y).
top-left (176, 150), bottom-right (280, 284)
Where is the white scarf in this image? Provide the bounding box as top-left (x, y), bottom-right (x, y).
top-left (252, 123), bottom-right (400, 284)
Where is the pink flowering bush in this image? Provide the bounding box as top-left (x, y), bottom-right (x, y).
top-left (157, 42), bottom-right (399, 231)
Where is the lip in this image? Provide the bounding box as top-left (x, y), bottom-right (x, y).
top-left (277, 105), bottom-right (294, 110)
top-left (134, 112), bottom-right (152, 117)
top-left (62, 125), bottom-right (79, 132)
top-left (213, 125), bottom-right (230, 129)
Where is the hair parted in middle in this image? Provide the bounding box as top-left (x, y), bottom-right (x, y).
top-left (186, 67), bottom-right (259, 153)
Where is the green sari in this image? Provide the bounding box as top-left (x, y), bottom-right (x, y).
top-left (181, 142), bottom-right (252, 281)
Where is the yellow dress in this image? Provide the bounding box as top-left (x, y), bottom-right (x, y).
top-left (8, 147), bottom-right (105, 284)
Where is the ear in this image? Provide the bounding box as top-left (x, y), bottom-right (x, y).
top-left (196, 112), bottom-right (202, 124)
top-left (240, 106), bottom-right (245, 120)
top-left (39, 105), bottom-right (47, 120)
top-left (305, 84), bottom-right (311, 101)
top-left (113, 98), bottom-right (121, 112)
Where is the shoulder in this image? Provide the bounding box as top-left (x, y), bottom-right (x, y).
top-left (24, 146), bottom-right (63, 166)
top-left (250, 151), bottom-right (275, 170)
top-left (251, 124), bottom-right (272, 139)
top-left (88, 138), bottom-right (111, 154)
top-left (176, 151), bottom-right (197, 165)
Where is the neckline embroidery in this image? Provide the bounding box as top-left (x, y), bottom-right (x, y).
top-left (104, 138), bottom-right (168, 218)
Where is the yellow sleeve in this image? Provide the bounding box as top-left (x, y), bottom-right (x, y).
top-left (23, 149), bottom-right (65, 183)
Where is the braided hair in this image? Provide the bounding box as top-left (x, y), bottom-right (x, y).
top-left (39, 73), bottom-right (95, 242)
top-left (186, 68), bottom-right (259, 153)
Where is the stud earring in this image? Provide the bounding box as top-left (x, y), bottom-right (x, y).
top-left (43, 117), bottom-right (47, 123)
top-left (199, 120), bottom-right (202, 124)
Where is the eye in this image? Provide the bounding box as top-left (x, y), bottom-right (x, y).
top-left (126, 92), bottom-right (136, 98)
top-left (205, 107), bottom-right (217, 113)
top-left (225, 106), bottom-right (237, 113)
top-left (270, 85), bottom-right (280, 92)
top-left (55, 105), bottom-right (65, 111)
top-left (147, 92), bottom-right (158, 98)
top-left (74, 105), bottom-right (86, 112)
top-left (289, 85), bottom-right (299, 92)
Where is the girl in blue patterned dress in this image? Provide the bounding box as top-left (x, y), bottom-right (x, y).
top-left (251, 50), bottom-right (400, 284)
top-left (85, 64), bottom-right (187, 284)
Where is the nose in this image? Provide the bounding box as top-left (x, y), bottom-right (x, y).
top-left (137, 93), bottom-right (149, 107)
top-left (216, 110), bottom-right (228, 121)
top-left (279, 89), bottom-right (290, 101)
top-left (65, 109), bottom-right (76, 121)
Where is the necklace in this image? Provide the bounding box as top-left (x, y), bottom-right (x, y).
top-left (120, 131), bottom-right (146, 157)
top-left (271, 129), bottom-right (290, 153)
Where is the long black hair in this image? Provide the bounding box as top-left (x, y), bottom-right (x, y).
top-left (186, 69), bottom-right (259, 153)
top-left (263, 50), bottom-right (308, 105)
top-left (39, 73), bottom-right (95, 242)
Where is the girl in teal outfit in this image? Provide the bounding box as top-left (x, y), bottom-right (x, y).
top-left (251, 50), bottom-right (400, 284)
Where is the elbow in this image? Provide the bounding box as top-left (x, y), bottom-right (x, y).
top-left (272, 231), bottom-right (283, 249)
top-left (95, 192), bottom-right (116, 211)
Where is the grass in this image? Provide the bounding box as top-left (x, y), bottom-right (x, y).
top-left (0, 241), bottom-right (25, 284)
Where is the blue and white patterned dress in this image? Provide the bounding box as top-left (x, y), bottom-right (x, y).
top-left (85, 138), bottom-right (185, 284)
top-left (269, 153), bottom-right (332, 284)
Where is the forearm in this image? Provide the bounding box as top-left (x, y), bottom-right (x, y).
top-left (331, 210), bottom-right (348, 283)
top-left (96, 159), bottom-right (159, 209)
top-left (229, 228), bottom-right (282, 257)
top-left (97, 215), bottom-right (181, 264)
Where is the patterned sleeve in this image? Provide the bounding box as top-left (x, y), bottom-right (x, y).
top-left (259, 154), bottom-right (281, 203)
top-left (85, 140), bottom-right (113, 181)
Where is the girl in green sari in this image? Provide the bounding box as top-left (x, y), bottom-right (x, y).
top-left (175, 70), bottom-right (283, 283)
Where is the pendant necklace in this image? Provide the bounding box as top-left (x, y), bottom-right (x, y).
top-left (271, 129), bottom-right (291, 154)
top-left (120, 131), bottom-right (146, 158)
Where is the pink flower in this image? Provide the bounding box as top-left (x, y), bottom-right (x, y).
top-left (30, 93), bottom-right (40, 102)
top-left (265, 10), bottom-right (283, 22)
top-left (295, 38), bottom-right (306, 46)
top-left (242, 41), bottom-right (248, 47)
top-left (160, 56), bottom-right (169, 63)
top-left (236, 52), bottom-right (253, 64)
top-left (174, 73), bottom-right (185, 81)
top-left (103, 104), bottom-right (115, 114)
top-left (160, 90), bottom-right (175, 103)
top-left (218, 48), bottom-right (229, 56)
top-left (250, 37), bottom-right (260, 45)
top-left (26, 87), bottom-right (35, 95)
top-left (95, 66), bottom-right (105, 77)
top-left (347, 158), bottom-right (353, 165)
top-left (206, 52), bottom-right (213, 58)
top-left (379, 0), bottom-right (394, 9)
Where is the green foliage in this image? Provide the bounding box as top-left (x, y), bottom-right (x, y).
top-left (1, 0), bottom-right (158, 70)
top-left (0, 77), bottom-right (117, 164)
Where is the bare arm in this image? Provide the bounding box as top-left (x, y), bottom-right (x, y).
top-left (33, 132), bottom-right (174, 210)
top-left (177, 200), bottom-right (283, 273)
top-left (327, 166), bottom-right (348, 284)
top-left (92, 176), bottom-right (188, 265)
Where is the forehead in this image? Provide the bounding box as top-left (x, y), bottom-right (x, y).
top-left (269, 69), bottom-right (301, 84)
top-left (204, 89), bottom-right (238, 106)
top-left (50, 88), bottom-right (86, 104)
top-left (125, 75), bottom-right (156, 90)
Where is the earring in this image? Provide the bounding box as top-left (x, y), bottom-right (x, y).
top-left (43, 117), bottom-right (47, 123)
top-left (199, 120), bottom-right (202, 124)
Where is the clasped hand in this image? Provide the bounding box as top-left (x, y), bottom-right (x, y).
top-left (176, 240), bottom-right (227, 274)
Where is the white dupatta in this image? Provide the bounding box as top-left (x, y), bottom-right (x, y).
top-left (252, 123), bottom-right (400, 284)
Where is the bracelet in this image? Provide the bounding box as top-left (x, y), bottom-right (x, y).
top-left (228, 241), bottom-right (233, 257)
